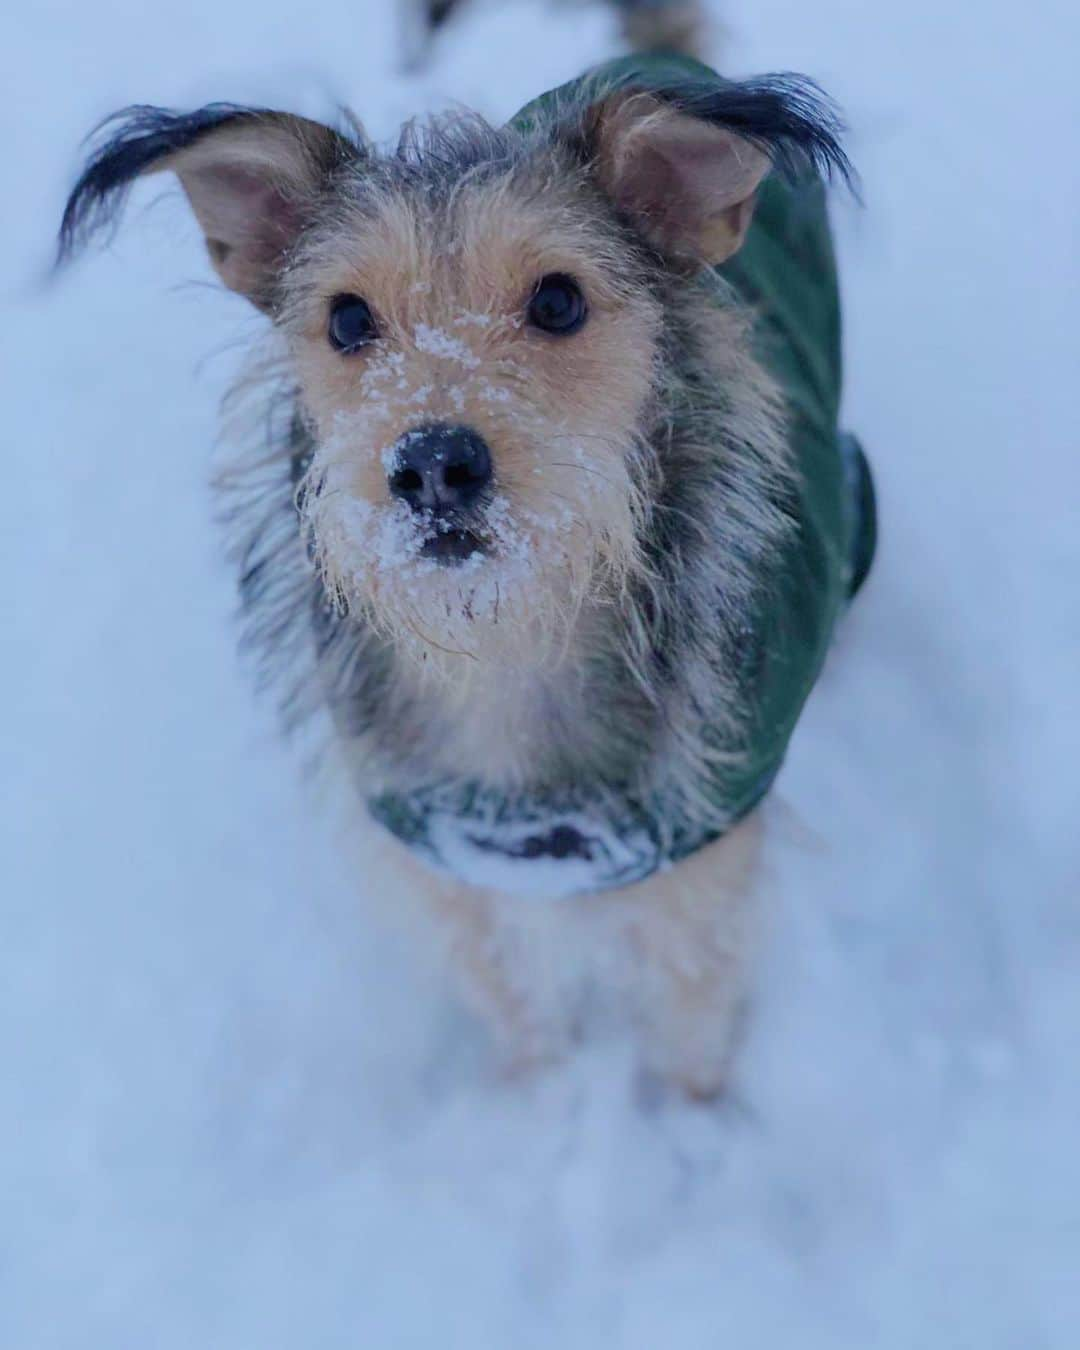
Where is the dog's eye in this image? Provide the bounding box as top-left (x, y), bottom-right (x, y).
top-left (328, 294), bottom-right (378, 352)
top-left (527, 274), bottom-right (587, 336)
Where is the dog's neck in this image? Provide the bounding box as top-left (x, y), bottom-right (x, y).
top-left (366, 592), bottom-right (654, 792)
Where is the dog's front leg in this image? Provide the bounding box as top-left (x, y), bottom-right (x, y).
top-left (425, 880), bottom-right (577, 1075)
top-left (626, 814), bottom-right (763, 1100)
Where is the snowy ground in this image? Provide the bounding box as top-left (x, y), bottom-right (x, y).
top-left (4, 0), bottom-right (1078, 1345)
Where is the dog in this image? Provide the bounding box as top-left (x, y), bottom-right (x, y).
top-left (58, 0), bottom-right (874, 1098)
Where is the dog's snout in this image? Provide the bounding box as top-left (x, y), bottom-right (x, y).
top-left (388, 424), bottom-right (492, 512)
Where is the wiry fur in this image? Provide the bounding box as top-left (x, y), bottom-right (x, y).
top-left (57, 43), bottom-right (853, 1094)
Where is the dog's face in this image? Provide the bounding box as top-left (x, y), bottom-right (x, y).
top-left (285, 153), bottom-right (663, 666)
top-left (58, 89), bottom-right (793, 673)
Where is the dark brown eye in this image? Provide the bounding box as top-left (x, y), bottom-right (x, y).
top-left (527, 273), bottom-right (587, 335)
top-left (328, 294), bottom-right (377, 352)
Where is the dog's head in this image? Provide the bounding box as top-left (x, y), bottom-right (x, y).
top-left (59, 76), bottom-right (848, 676)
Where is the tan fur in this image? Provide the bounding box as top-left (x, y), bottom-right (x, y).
top-left (623, 812), bottom-right (762, 1097)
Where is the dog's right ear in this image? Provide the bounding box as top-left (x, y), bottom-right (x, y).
top-left (58, 105), bottom-right (362, 312)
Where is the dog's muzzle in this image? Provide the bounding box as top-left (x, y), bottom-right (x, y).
top-left (387, 422), bottom-right (492, 564)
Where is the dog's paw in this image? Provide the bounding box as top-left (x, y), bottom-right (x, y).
top-left (636, 1055), bottom-right (730, 1106)
top-left (491, 1020), bottom-right (576, 1082)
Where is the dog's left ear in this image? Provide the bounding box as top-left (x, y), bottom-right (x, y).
top-left (579, 76), bottom-right (852, 267)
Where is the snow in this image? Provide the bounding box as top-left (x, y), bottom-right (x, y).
top-left (412, 322), bottom-right (483, 367)
top-left (4, 0), bottom-right (1079, 1346)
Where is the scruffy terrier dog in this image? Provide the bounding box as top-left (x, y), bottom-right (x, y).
top-left (59, 0), bottom-right (874, 1097)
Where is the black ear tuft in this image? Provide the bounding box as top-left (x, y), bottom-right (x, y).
top-left (649, 73), bottom-right (857, 193)
top-left (57, 104), bottom-right (272, 265)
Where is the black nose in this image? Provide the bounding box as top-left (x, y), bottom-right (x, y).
top-left (388, 424), bottom-right (492, 512)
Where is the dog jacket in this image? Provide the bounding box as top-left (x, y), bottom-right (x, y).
top-left (367, 54), bottom-right (877, 897)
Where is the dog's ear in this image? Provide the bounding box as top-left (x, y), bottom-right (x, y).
top-left (58, 105), bottom-right (361, 311)
top-left (579, 75), bottom-right (852, 267)
top-left (589, 92), bottom-right (770, 264)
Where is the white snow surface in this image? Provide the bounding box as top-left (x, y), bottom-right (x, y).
top-left (4, 1), bottom-right (1079, 1346)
